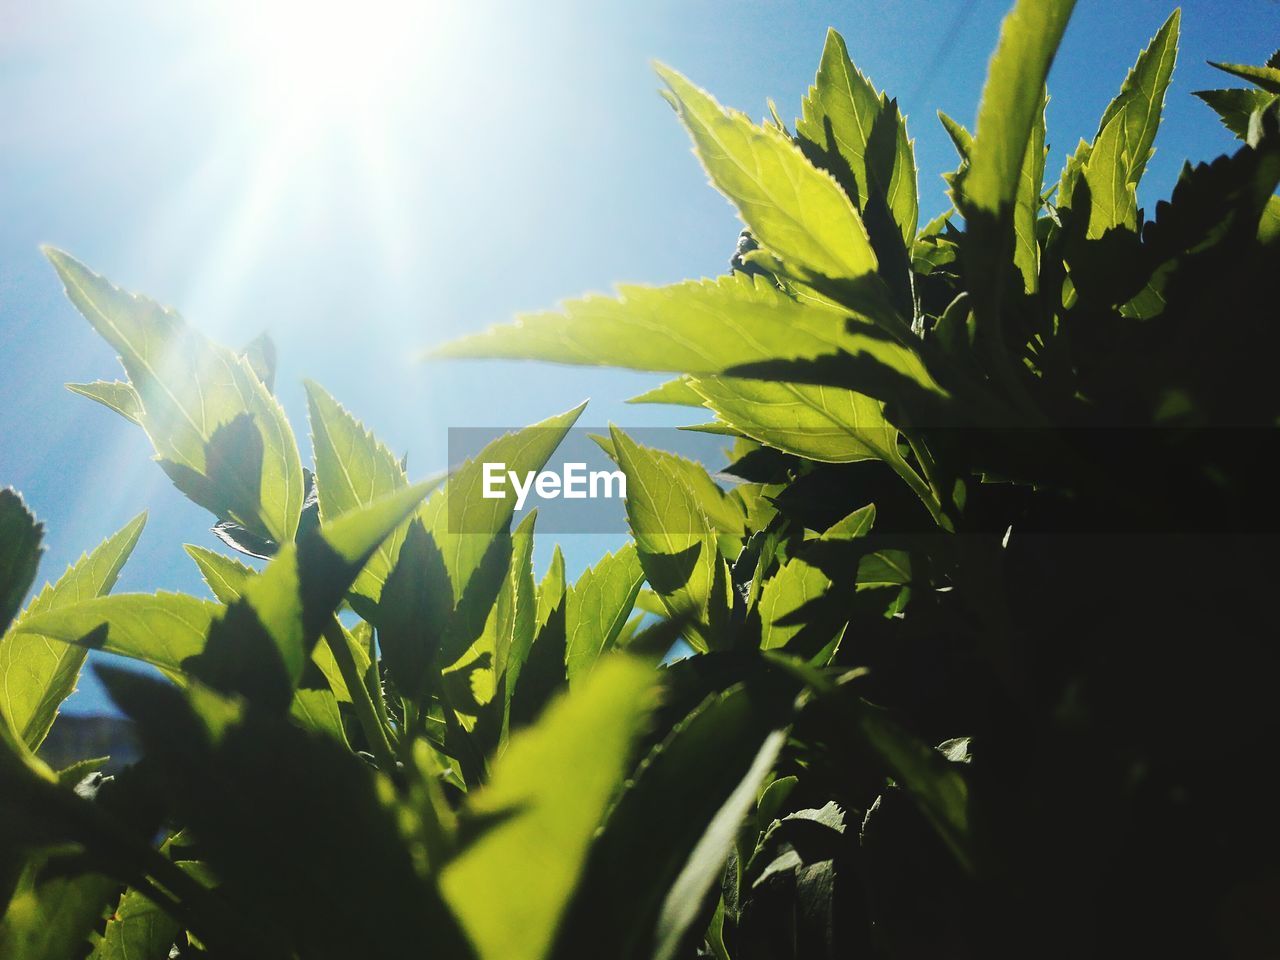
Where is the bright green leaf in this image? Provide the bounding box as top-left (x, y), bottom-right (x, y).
top-left (565, 543), bottom-right (645, 687)
top-left (46, 249), bottom-right (304, 545)
top-left (0, 513), bottom-right (146, 751)
top-left (654, 63), bottom-right (877, 282)
top-left (65, 380), bottom-right (141, 425)
top-left (304, 380), bottom-right (408, 606)
top-left (690, 376), bottom-right (902, 465)
top-left (440, 656), bottom-right (657, 960)
top-left (609, 427), bottom-right (730, 650)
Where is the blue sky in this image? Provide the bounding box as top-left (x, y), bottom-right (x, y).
top-left (0, 0), bottom-right (1274, 712)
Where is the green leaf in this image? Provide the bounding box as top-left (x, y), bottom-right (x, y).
top-left (65, 380), bottom-right (141, 425)
top-left (956, 0), bottom-right (1077, 220)
top-left (304, 380), bottom-right (408, 606)
top-left (194, 479), bottom-right (440, 706)
top-left (1209, 60), bottom-right (1280, 95)
top-left (1079, 11), bottom-right (1180, 240)
top-left (626, 377), bottom-right (707, 407)
top-left (565, 543), bottom-right (646, 687)
top-left (1093, 10), bottom-right (1180, 187)
top-left (240, 332), bottom-right (277, 393)
top-left (11, 591), bottom-right (218, 673)
top-left (440, 656), bottom-right (657, 960)
top-left (501, 511), bottom-right (540, 700)
top-left (0, 857), bottom-right (117, 960)
top-left (432, 274), bottom-right (942, 408)
top-left (290, 688), bottom-right (349, 745)
top-left (938, 111), bottom-right (973, 162)
top-left (184, 544), bottom-right (255, 603)
top-left (0, 489), bottom-right (43, 640)
top-left (1013, 91), bottom-right (1047, 292)
top-left (758, 505), bottom-right (874, 650)
top-left (857, 703), bottom-right (971, 872)
top-left (1194, 87), bottom-right (1278, 140)
top-left (654, 63), bottom-right (878, 282)
top-left (796, 28), bottom-right (918, 250)
top-left (510, 544), bottom-right (568, 731)
top-left (690, 377), bottom-right (902, 466)
top-left (421, 403), bottom-right (585, 605)
top-left (0, 512), bottom-right (146, 751)
top-left (591, 434), bottom-right (746, 543)
top-left (103, 669), bottom-right (476, 960)
top-left (550, 675), bottom-right (797, 960)
top-left (377, 520), bottom-right (453, 701)
top-left (46, 249), bottom-right (305, 545)
top-left (535, 545), bottom-right (566, 638)
top-left (1082, 106), bottom-right (1140, 238)
top-left (610, 427), bottom-right (731, 650)
top-left (92, 882), bottom-right (181, 960)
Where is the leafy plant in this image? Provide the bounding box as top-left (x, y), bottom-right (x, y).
top-left (2, 0), bottom-right (1278, 956)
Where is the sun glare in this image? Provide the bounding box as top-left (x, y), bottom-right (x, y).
top-left (223, 0), bottom-right (433, 136)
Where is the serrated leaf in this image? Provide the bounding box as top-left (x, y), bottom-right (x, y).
top-left (1093, 10), bottom-right (1180, 187)
top-left (1209, 60), bottom-right (1280, 95)
top-left (184, 544), bottom-right (255, 603)
top-left (46, 249), bottom-right (304, 545)
top-left (192, 479), bottom-right (440, 707)
top-left (565, 543), bottom-right (645, 687)
top-left (304, 380), bottom-right (408, 606)
top-left (1013, 91), bottom-right (1047, 292)
top-left (654, 62), bottom-right (878, 282)
top-left (65, 380), bottom-right (141, 425)
top-left (440, 656), bottom-right (657, 960)
top-left (610, 427), bottom-right (730, 650)
top-left (626, 377), bottom-right (706, 407)
top-left (591, 434), bottom-right (746, 544)
top-left (938, 111), bottom-right (973, 162)
top-left (550, 674), bottom-right (797, 960)
top-left (758, 505), bottom-right (874, 650)
top-left (1194, 87), bottom-right (1278, 140)
top-left (0, 489), bottom-right (43, 640)
top-left (377, 520), bottom-right (453, 702)
top-left (501, 511), bottom-right (539, 696)
top-left (11, 591), bottom-right (218, 673)
top-left (290, 688), bottom-right (349, 745)
top-left (102, 669), bottom-right (475, 960)
top-left (690, 376), bottom-right (902, 466)
top-left (420, 402), bottom-right (585, 605)
top-left (1082, 106), bottom-right (1140, 238)
top-left (797, 28), bottom-right (918, 250)
top-left (0, 512), bottom-right (146, 751)
top-left (956, 0), bottom-right (1076, 220)
top-left (433, 274), bottom-right (942, 409)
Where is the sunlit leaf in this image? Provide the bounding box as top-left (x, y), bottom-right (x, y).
top-left (46, 249), bottom-right (305, 545)
top-left (0, 512), bottom-right (146, 751)
top-left (304, 380), bottom-right (408, 606)
top-left (565, 543), bottom-right (645, 687)
top-left (610, 427), bottom-right (731, 650)
top-left (654, 63), bottom-right (877, 283)
top-left (441, 656), bottom-right (657, 960)
top-left (690, 377), bottom-right (902, 465)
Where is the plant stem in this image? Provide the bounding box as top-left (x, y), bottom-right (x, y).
top-left (891, 454), bottom-right (953, 533)
top-left (322, 618), bottom-right (396, 770)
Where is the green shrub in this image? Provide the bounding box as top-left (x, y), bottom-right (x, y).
top-left (2, 0), bottom-right (1278, 955)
